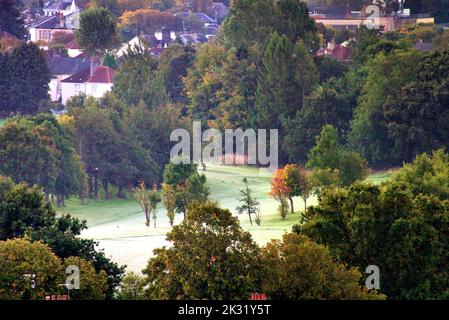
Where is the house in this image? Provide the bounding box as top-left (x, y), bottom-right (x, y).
top-left (45, 53), bottom-right (90, 102)
top-left (65, 38), bottom-right (83, 57)
top-left (117, 29), bottom-right (176, 58)
top-left (310, 6), bottom-right (435, 32)
top-left (28, 0), bottom-right (82, 43)
top-left (60, 64), bottom-right (115, 104)
top-left (43, 0), bottom-right (79, 17)
top-left (316, 40), bottom-right (353, 62)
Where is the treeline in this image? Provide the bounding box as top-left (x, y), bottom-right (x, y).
top-left (179, 0), bottom-right (449, 169)
top-left (0, 176), bottom-right (124, 299)
top-left (0, 42), bottom-right (50, 116)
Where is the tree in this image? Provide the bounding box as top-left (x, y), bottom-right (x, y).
top-left (0, 0), bottom-right (26, 39)
top-left (269, 169), bottom-right (291, 219)
top-left (158, 44), bottom-right (195, 104)
top-left (0, 178), bottom-right (124, 299)
top-left (118, 9), bottom-right (182, 34)
top-left (0, 239), bottom-right (62, 300)
top-left (76, 7), bottom-right (119, 57)
top-left (236, 177), bottom-right (261, 226)
top-left (113, 43), bottom-right (167, 108)
top-left (162, 162), bottom-right (209, 216)
top-left (184, 43), bottom-right (256, 130)
top-left (307, 125), bottom-right (341, 170)
top-left (0, 118), bottom-right (59, 197)
top-left (298, 176), bottom-right (449, 299)
top-left (308, 125), bottom-right (368, 187)
top-left (62, 256), bottom-right (108, 300)
top-left (162, 183), bottom-right (176, 226)
top-left (0, 43), bottom-right (50, 115)
top-left (117, 272), bottom-right (147, 300)
top-left (144, 201), bottom-right (263, 299)
top-left (134, 182), bottom-right (161, 227)
top-left (382, 51), bottom-right (449, 164)
top-left (283, 164), bottom-right (311, 214)
top-left (222, 0), bottom-right (318, 52)
top-left (282, 75), bottom-right (358, 163)
top-left (261, 233), bottom-right (385, 300)
top-left (0, 183), bottom-right (55, 241)
top-left (253, 34), bottom-right (317, 162)
top-left (349, 49), bottom-right (422, 167)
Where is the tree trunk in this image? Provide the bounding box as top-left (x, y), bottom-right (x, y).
top-left (117, 186), bottom-right (125, 198)
top-left (289, 197), bottom-right (294, 214)
top-left (103, 180), bottom-right (110, 200)
top-left (87, 175), bottom-right (93, 198)
top-left (248, 212), bottom-right (253, 226)
top-left (144, 210), bottom-right (150, 227)
top-left (45, 193), bottom-right (49, 203)
top-left (304, 197), bottom-right (307, 214)
top-left (94, 176), bottom-right (100, 200)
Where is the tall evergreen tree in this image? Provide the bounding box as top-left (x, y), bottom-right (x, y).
top-left (6, 43), bottom-right (50, 114)
top-left (0, 0), bottom-right (26, 39)
top-left (253, 33), bottom-right (317, 162)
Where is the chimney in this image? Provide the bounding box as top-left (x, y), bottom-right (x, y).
top-left (59, 12), bottom-right (64, 28)
top-left (327, 39), bottom-right (335, 51)
top-left (90, 56), bottom-right (100, 76)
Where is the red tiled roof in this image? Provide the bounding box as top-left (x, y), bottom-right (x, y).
top-left (61, 68), bottom-right (90, 83)
top-left (65, 38), bottom-right (81, 49)
top-left (86, 66), bottom-right (114, 83)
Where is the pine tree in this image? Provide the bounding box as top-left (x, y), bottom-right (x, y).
top-left (253, 33), bottom-right (317, 162)
top-left (236, 178), bottom-right (261, 226)
top-left (0, 0), bottom-right (26, 39)
top-left (8, 43), bottom-right (50, 114)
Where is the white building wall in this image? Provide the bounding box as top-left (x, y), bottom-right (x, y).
top-left (85, 83), bottom-right (113, 99)
top-left (60, 82), bottom-right (86, 104)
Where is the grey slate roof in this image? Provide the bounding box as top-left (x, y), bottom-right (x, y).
top-left (46, 56), bottom-right (90, 75)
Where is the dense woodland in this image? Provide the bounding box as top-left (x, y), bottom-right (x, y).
top-left (1, 0), bottom-right (449, 300)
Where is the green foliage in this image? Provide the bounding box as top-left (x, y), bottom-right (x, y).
top-left (0, 182), bottom-right (55, 240)
top-left (0, 0), bottom-right (26, 39)
top-left (158, 44), bottom-right (196, 104)
top-left (113, 43), bottom-right (167, 108)
top-left (283, 75), bottom-right (358, 163)
top-left (184, 43), bottom-right (256, 129)
top-left (222, 0), bottom-right (318, 52)
top-left (77, 7), bottom-right (119, 56)
top-left (298, 175), bottom-right (449, 299)
top-left (307, 125), bottom-right (341, 170)
top-left (382, 51), bottom-right (449, 164)
top-left (308, 125), bottom-right (368, 188)
top-left (261, 233), bottom-right (385, 300)
top-left (0, 239), bottom-right (62, 300)
top-left (0, 43), bottom-right (50, 115)
top-left (236, 177), bottom-right (261, 226)
top-left (144, 201), bottom-right (263, 299)
top-left (162, 161), bottom-right (209, 215)
top-left (277, 198), bottom-right (289, 220)
top-left (62, 256), bottom-right (108, 300)
top-left (254, 33), bottom-right (317, 130)
top-left (117, 272), bottom-right (147, 300)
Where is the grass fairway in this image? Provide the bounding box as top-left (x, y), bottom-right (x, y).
top-left (59, 164), bottom-right (392, 273)
top-left (0, 118), bottom-right (6, 127)
top-left (61, 164), bottom-right (310, 273)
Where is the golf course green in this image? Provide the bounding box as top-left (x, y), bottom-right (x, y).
top-left (59, 164), bottom-right (392, 273)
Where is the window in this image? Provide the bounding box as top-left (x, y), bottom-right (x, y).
top-left (91, 84), bottom-right (97, 95)
top-left (74, 84), bottom-right (81, 93)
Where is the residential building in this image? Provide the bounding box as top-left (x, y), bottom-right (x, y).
top-left (310, 5), bottom-right (435, 32)
top-left (28, 0), bottom-right (82, 43)
top-left (60, 65), bottom-right (115, 104)
top-left (45, 53), bottom-right (90, 102)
